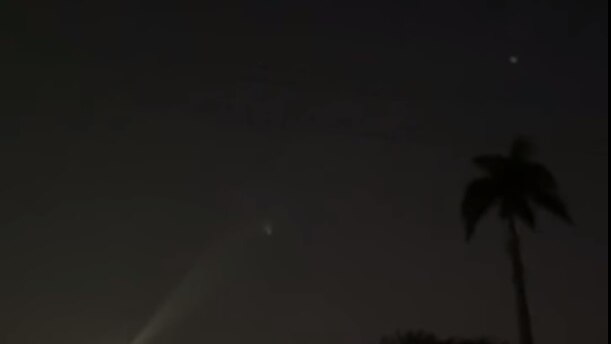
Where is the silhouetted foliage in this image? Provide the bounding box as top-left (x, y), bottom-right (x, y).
top-left (462, 137), bottom-right (573, 241)
top-left (380, 331), bottom-right (507, 344)
top-left (462, 137), bottom-right (573, 344)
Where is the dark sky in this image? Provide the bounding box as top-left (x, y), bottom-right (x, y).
top-left (1, 1), bottom-right (608, 344)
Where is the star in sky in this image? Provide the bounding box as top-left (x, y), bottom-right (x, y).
top-left (264, 222), bottom-right (274, 237)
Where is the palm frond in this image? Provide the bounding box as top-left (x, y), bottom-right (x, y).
top-left (525, 162), bottom-right (559, 192)
top-left (462, 178), bottom-right (500, 240)
top-left (532, 191), bottom-right (574, 225)
top-left (463, 138), bottom-right (572, 243)
top-left (512, 197), bottom-right (536, 229)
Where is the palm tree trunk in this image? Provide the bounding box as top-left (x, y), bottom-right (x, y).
top-left (508, 218), bottom-right (535, 344)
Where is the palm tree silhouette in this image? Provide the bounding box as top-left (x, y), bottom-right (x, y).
top-left (462, 137), bottom-right (573, 344)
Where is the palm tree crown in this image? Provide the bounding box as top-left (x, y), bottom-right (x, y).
top-left (462, 138), bottom-right (573, 240)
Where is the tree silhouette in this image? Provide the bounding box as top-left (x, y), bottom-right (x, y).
top-left (462, 137), bottom-right (573, 344)
top-left (380, 330), bottom-right (506, 344)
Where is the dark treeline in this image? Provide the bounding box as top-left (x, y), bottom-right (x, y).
top-left (380, 331), bottom-right (508, 344)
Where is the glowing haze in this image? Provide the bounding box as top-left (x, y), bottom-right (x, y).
top-left (131, 224), bottom-right (361, 344)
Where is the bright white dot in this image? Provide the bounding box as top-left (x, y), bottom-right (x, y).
top-left (510, 55), bottom-right (520, 64)
top-left (263, 223), bottom-right (274, 236)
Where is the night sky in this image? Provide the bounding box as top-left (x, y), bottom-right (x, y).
top-left (1, 1), bottom-right (608, 344)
